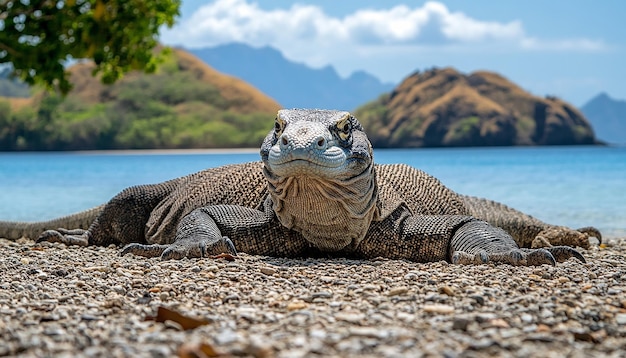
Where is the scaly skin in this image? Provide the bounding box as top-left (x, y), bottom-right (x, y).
top-left (0, 206), bottom-right (103, 241)
top-left (1, 109), bottom-right (597, 266)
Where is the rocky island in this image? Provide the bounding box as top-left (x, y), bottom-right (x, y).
top-left (355, 68), bottom-right (599, 147)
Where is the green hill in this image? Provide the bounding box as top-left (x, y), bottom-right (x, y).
top-left (355, 67), bottom-right (598, 147)
top-left (0, 48), bottom-right (281, 151)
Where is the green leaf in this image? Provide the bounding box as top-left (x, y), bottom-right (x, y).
top-left (0, 0), bottom-right (181, 94)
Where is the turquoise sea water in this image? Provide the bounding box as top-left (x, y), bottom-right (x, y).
top-left (1, 146), bottom-right (624, 238)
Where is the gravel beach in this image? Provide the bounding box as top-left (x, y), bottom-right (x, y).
top-left (1, 237), bottom-right (625, 357)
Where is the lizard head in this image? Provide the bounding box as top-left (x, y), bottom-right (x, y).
top-left (261, 109), bottom-right (373, 179)
top-left (261, 109), bottom-right (378, 252)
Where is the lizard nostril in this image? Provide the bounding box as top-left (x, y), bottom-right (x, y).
top-left (316, 137), bottom-right (326, 149)
top-left (281, 136), bottom-right (288, 146)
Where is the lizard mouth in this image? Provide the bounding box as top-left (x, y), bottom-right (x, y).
top-left (267, 147), bottom-right (347, 177)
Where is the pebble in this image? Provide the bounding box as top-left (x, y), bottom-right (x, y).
top-left (452, 317), bottom-right (471, 331)
top-left (489, 318), bottom-right (510, 328)
top-left (260, 267), bottom-right (277, 276)
top-left (335, 311), bottom-right (366, 323)
top-left (438, 285), bottom-right (455, 296)
top-left (348, 327), bottom-right (389, 339)
top-left (311, 291), bottom-right (332, 299)
top-left (470, 294), bottom-right (485, 306)
top-left (387, 286), bottom-right (409, 296)
top-left (286, 301), bottom-right (307, 311)
top-left (423, 304), bottom-right (455, 314)
top-left (0, 237), bottom-right (625, 357)
top-left (520, 313), bottom-right (533, 323)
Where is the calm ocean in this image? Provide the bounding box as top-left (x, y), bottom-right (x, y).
top-left (1, 146), bottom-right (624, 238)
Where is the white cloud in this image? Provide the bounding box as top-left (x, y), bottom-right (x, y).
top-left (162, 0), bottom-right (528, 46)
top-left (159, 0), bottom-right (608, 81)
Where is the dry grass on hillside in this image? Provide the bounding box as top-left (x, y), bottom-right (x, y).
top-left (59, 48), bottom-right (281, 115)
top-left (2, 97), bottom-right (33, 111)
top-left (174, 49), bottom-right (281, 114)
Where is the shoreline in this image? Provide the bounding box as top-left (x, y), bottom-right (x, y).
top-left (0, 148), bottom-right (261, 156)
top-left (0, 144), bottom-right (624, 156)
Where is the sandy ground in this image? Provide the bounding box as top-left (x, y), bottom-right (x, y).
top-left (1, 237), bottom-right (625, 357)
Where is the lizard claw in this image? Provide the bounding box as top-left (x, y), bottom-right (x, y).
top-left (37, 229), bottom-right (89, 246)
top-left (213, 236), bottom-right (236, 257)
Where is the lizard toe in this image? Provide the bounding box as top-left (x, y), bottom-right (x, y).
top-left (160, 246), bottom-right (189, 260)
top-left (199, 236), bottom-right (237, 257)
top-left (159, 236), bottom-right (237, 260)
top-left (576, 226), bottom-right (602, 244)
top-left (121, 243), bottom-right (169, 258)
top-left (37, 229), bottom-right (89, 246)
top-left (533, 226), bottom-right (591, 249)
top-left (523, 248), bottom-right (557, 266)
top-left (37, 229), bottom-right (64, 243)
top-left (451, 251), bottom-right (474, 265)
top-left (545, 245), bottom-right (586, 263)
top-left (487, 249), bottom-right (530, 266)
top-left (459, 249), bottom-right (557, 266)
top-left (476, 250), bottom-right (489, 264)
top-left (450, 250), bottom-right (492, 265)
top-left (208, 236), bottom-right (237, 257)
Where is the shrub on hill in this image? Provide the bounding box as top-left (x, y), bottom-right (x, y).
top-left (0, 49), bottom-right (280, 151)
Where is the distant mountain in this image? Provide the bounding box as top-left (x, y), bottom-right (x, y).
top-left (355, 67), bottom-right (598, 147)
top-left (188, 43), bottom-right (395, 111)
top-left (581, 93), bottom-right (626, 144)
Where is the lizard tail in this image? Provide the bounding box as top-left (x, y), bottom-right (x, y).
top-left (0, 205), bottom-right (104, 241)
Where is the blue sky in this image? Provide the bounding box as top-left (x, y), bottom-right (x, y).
top-left (161, 0), bottom-right (626, 106)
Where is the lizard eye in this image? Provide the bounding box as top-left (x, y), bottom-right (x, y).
top-left (336, 116), bottom-right (352, 141)
top-left (274, 116), bottom-right (286, 137)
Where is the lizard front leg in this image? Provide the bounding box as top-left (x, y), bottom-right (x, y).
top-left (450, 220), bottom-right (586, 266)
top-left (121, 203), bottom-right (310, 260)
top-left (354, 210), bottom-right (473, 262)
top-left (355, 207), bottom-right (585, 265)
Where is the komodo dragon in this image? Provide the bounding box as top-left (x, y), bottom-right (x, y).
top-left (0, 109), bottom-right (600, 265)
